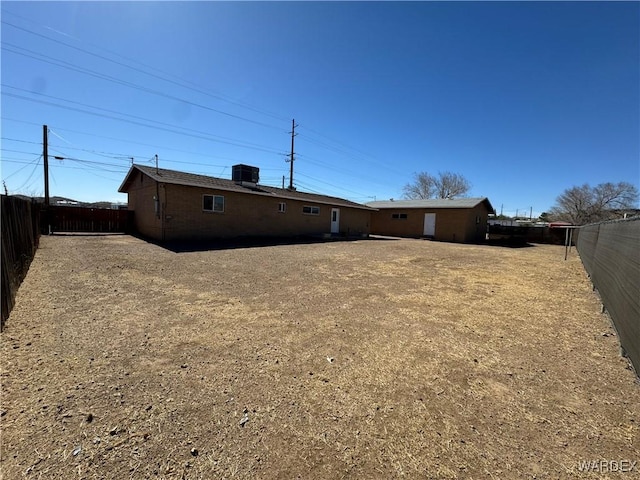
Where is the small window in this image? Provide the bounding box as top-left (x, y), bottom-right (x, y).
top-left (392, 213), bottom-right (408, 219)
top-left (203, 194), bottom-right (224, 213)
top-left (278, 202), bottom-right (286, 213)
top-left (303, 205), bottom-right (320, 215)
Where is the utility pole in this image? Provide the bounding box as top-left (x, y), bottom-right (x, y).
top-left (155, 154), bottom-right (159, 174)
top-left (43, 124), bottom-right (50, 206)
top-left (42, 124), bottom-right (52, 235)
top-left (287, 119), bottom-right (298, 190)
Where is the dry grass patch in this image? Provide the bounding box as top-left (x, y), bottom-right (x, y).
top-left (1, 235), bottom-right (638, 479)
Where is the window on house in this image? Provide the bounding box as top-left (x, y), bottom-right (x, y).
top-left (391, 213), bottom-right (408, 219)
top-left (278, 202), bottom-right (286, 213)
top-left (303, 205), bottom-right (320, 215)
top-left (203, 194), bottom-right (224, 213)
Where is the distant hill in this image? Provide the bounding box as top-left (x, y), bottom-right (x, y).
top-left (9, 195), bottom-right (126, 209)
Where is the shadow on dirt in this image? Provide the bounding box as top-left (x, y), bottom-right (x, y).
top-left (138, 234), bottom-right (400, 253)
top-left (49, 232), bottom-right (128, 237)
top-left (485, 238), bottom-right (537, 248)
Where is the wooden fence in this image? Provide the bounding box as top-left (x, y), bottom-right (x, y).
top-left (1, 196), bottom-right (41, 330)
top-left (44, 206), bottom-right (133, 233)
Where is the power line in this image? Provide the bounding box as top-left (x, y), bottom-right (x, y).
top-left (2, 50), bottom-right (401, 186)
top-left (46, 130), bottom-right (234, 171)
top-left (2, 120), bottom-right (259, 165)
top-left (2, 130), bottom-right (288, 173)
top-left (0, 137), bottom-right (41, 146)
top-left (48, 129), bottom-right (132, 161)
top-left (1, 147), bottom-right (41, 156)
top-left (14, 157), bottom-right (42, 192)
top-left (2, 119), bottom-right (398, 198)
top-left (1, 158), bottom-right (43, 164)
top-left (2, 42), bottom-right (287, 132)
top-left (298, 124), bottom-right (406, 177)
top-left (298, 132), bottom-right (370, 164)
top-left (1, 154), bottom-right (42, 181)
top-left (2, 157), bottom-right (128, 174)
top-left (46, 149), bottom-right (131, 173)
top-left (3, 147), bottom-right (359, 196)
top-left (3, 149), bottom-right (368, 200)
top-left (0, 145), bottom-right (256, 177)
top-left (4, 84), bottom-right (283, 153)
top-left (2, 123), bottom-right (389, 190)
top-left (1, 17), bottom-right (291, 123)
top-left (295, 153), bottom-right (399, 190)
top-left (3, 137), bottom-right (141, 166)
top-left (291, 180), bottom-right (325, 196)
top-left (295, 171), bottom-right (370, 199)
top-left (3, 86), bottom-right (286, 155)
top-left (2, 16), bottom-right (408, 187)
top-left (1, 117), bottom-right (42, 127)
top-left (2, 21), bottom-right (404, 179)
top-left (300, 124), bottom-right (378, 162)
top-left (2, 126), bottom-right (384, 202)
top-left (297, 133), bottom-right (405, 179)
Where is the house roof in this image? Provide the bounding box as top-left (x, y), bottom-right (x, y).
top-left (118, 164), bottom-right (375, 211)
top-left (366, 197), bottom-right (495, 213)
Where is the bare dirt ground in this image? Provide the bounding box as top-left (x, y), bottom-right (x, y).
top-left (1, 234), bottom-right (638, 479)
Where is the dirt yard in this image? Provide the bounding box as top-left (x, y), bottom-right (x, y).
top-left (1, 234), bottom-right (638, 479)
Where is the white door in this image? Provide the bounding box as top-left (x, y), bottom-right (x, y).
top-left (331, 208), bottom-right (340, 233)
top-left (423, 213), bottom-right (436, 237)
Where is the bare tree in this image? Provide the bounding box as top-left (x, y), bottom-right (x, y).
top-left (549, 182), bottom-right (639, 225)
top-left (402, 172), bottom-right (437, 199)
top-left (403, 171), bottom-right (471, 199)
top-left (434, 171), bottom-right (471, 199)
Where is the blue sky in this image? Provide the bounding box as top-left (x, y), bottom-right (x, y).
top-left (1, 1), bottom-right (638, 217)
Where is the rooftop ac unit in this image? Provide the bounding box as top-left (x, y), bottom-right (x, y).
top-left (232, 164), bottom-right (259, 184)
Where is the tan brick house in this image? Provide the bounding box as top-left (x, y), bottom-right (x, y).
top-left (366, 198), bottom-right (495, 243)
top-left (118, 164), bottom-right (374, 241)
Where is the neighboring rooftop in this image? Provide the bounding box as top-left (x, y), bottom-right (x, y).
top-left (119, 164), bottom-right (375, 210)
top-left (366, 197), bottom-right (495, 212)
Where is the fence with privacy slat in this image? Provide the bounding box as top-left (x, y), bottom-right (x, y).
top-left (1, 195), bottom-right (41, 330)
top-left (487, 224), bottom-right (572, 245)
top-left (576, 217), bottom-right (640, 376)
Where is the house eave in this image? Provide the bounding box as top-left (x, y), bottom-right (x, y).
top-left (119, 165), bottom-right (376, 211)
top-left (366, 197), bottom-right (495, 213)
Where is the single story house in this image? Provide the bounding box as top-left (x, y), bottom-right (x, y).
top-left (118, 164), bottom-right (374, 242)
top-left (366, 197), bottom-right (495, 243)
